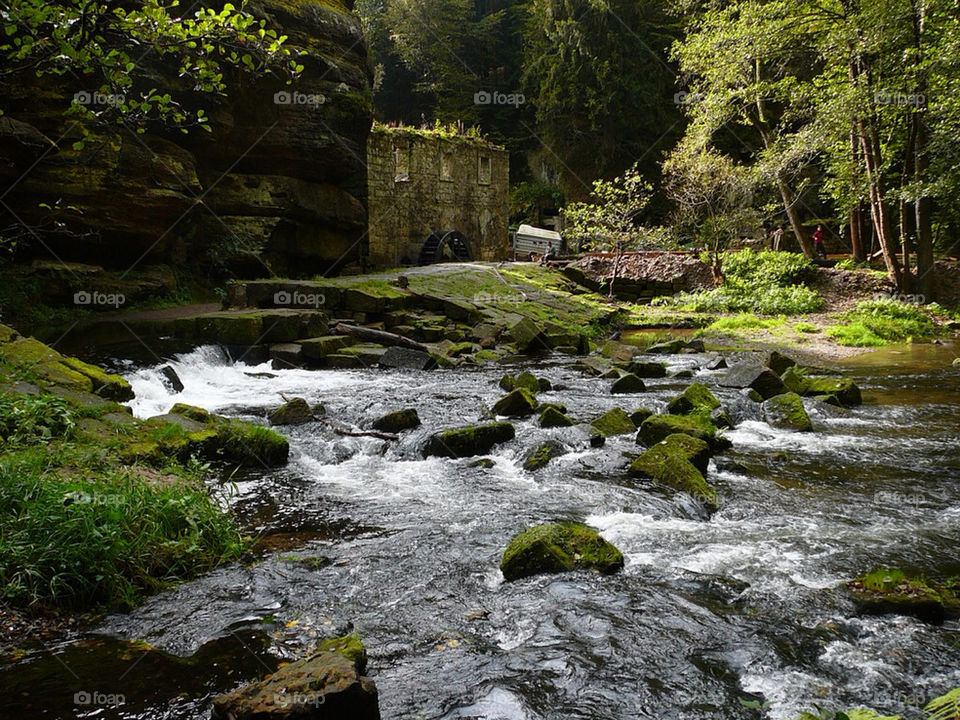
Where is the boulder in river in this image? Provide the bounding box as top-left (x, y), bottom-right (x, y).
top-left (764, 350), bottom-right (797, 375)
top-left (492, 388), bottom-right (538, 417)
top-left (637, 413), bottom-right (730, 453)
top-left (847, 568), bottom-right (960, 624)
top-left (705, 356), bottom-right (728, 371)
top-left (590, 408), bottom-right (636, 437)
top-left (500, 522), bottom-right (624, 581)
top-left (539, 406), bottom-right (574, 428)
top-left (718, 362), bottom-right (786, 400)
top-left (371, 408), bottom-right (421, 433)
top-left (499, 371), bottom-right (542, 394)
top-left (622, 359), bottom-right (668, 378)
top-left (379, 347), bottom-right (437, 370)
top-left (762, 392), bottom-right (813, 432)
top-left (610, 373), bottom-right (646, 394)
top-left (506, 316), bottom-right (547, 353)
top-left (268, 397), bottom-right (314, 426)
top-left (804, 376), bottom-right (862, 407)
top-left (629, 434), bottom-right (718, 510)
top-left (423, 422), bottom-right (516, 458)
top-left (211, 649), bottom-right (380, 720)
top-left (667, 382), bottom-right (720, 415)
top-left (645, 339), bottom-right (684, 354)
top-left (629, 407), bottom-right (654, 426)
top-left (522, 440), bottom-right (567, 471)
top-left (159, 365), bottom-right (185, 393)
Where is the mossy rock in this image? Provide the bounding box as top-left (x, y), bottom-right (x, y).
top-left (170, 403), bottom-right (212, 423)
top-left (213, 419), bottom-right (289, 467)
top-left (371, 408), bottom-right (421, 433)
top-left (499, 371), bottom-right (540, 394)
top-left (762, 392), bottom-right (813, 432)
top-left (500, 522), bottom-right (624, 581)
top-left (629, 407), bottom-right (653, 426)
top-left (590, 408), bottom-right (636, 437)
top-left (267, 397), bottom-right (314, 426)
top-left (781, 365), bottom-right (810, 394)
top-left (539, 406), bottom-right (574, 428)
top-left (522, 440), bottom-right (566, 471)
top-left (423, 422), bottom-right (515, 458)
top-left (623, 360), bottom-right (667, 378)
top-left (848, 569), bottom-right (960, 624)
top-left (60, 357), bottom-right (134, 401)
top-left (316, 632), bottom-right (368, 673)
top-left (805, 376), bottom-right (862, 406)
top-left (0, 337), bottom-right (93, 392)
top-left (610, 373), bottom-right (646, 394)
top-left (628, 434), bottom-right (718, 510)
top-left (492, 388), bottom-right (538, 417)
top-left (645, 339), bottom-right (685, 354)
top-left (638, 413), bottom-right (729, 453)
top-left (194, 313), bottom-right (265, 345)
top-left (765, 350), bottom-right (797, 375)
top-left (667, 382), bottom-right (720, 415)
top-left (719, 362), bottom-right (786, 400)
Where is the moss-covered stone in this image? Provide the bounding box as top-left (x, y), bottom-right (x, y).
top-left (590, 408), bottom-right (636, 437)
top-left (500, 522), bottom-right (624, 580)
top-left (315, 632), bottom-right (368, 673)
top-left (498, 370), bottom-right (541, 394)
top-left (539, 406), bottom-right (574, 428)
top-left (522, 440), bottom-right (566, 471)
top-left (213, 419), bottom-right (290, 467)
top-left (805, 376), bottom-right (862, 406)
top-left (169, 403), bottom-right (212, 423)
top-left (300, 335), bottom-right (358, 359)
top-left (637, 413), bottom-right (728, 452)
top-left (623, 360), bottom-right (668, 378)
top-left (762, 392), bottom-right (813, 432)
top-left (780, 365), bottom-right (810, 394)
top-left (629, 407), bottom-right (654, 426)
top-left (610, 373), bottom-right (646, 394)
top-left (371, 407), bottom-right (421, 433)
top-left (423, 422), bottom-right (515, 458)
top-left (765, 350), bottom-right (797, 375)
top-left (667, 382), bottom-right (720, 415)
top-left (0, 337), bottom-right (93, 392)
top-left (628, 434), bottom-right (718, 510)
top-left (719, 362), bottom-right (786, 400)
top-left (60, 357), bottom-right (135, 401)
top-left (492, 388), bottom-right (538, 417)
top-left (267, 397), bottom-right (314, 426)
top-left (847, 568), bottom-right (960, 624)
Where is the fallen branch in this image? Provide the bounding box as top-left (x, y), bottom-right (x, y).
top-left (333, 323), bottom-right (428, 352)
top-left (313, 415), bottom-right (398, 441)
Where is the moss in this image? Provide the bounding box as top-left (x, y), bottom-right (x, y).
top-left (492, 388), bottom-right (538, 417)
top-left (267, 397), bottom-right (314, 426)
top-left (539, 406), bottom-right (574, 428)
top-left (170, 403), bottom-right (212, 423)
top-left (371, 408), bottom-right (420, 433)
top-left (213, 419), bottom-right (289, 467)
top-left (780, 366), bottom-right (810, 394)
top-left (628, 434), bottom-right (718, 509)
top-left (848, 568), bottom-right (960, 623)
top-left (667, 382), bottom-right (720, 415)
top-left (638, 413), bottom-right (726, 451)
top-left (610, 373), bottom-right (646, 394)
top-left (805, 376), bottom-right (862, 406)
top-left (315, 633), bottom-right (367, 672)
top-left (423, 422), bottom-right (515, 458)
top-left (500, 522), bottom-right (624, 581)
top-left (0, 337), bottom-right (93, 392)
top-left (762, 392), bottom-right (813, 432)
top-left (590, 408), bottom-right (636, 437)
top-left (522, 440), bottom-right (565, 471)
top-left (194, 313), bottom-right (265, 345)
top-left (629, 407), bottom-right (653, 426)
top-left (499, 371), bottom-right (541, 394)
top-left (61, 356), bottom-right (134, 401)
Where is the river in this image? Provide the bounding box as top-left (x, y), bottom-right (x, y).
top-left (2, 340), bottom-right (959, 719)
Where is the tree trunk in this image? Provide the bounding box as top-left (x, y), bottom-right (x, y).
top-left (849, 130), bottom-right (865, 261)
top-left (778, 178), bottom-right (814, 257)
top-left (858, 123), bottom-right (903, 288)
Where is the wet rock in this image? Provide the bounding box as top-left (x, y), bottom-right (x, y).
top-left (629, 407), bottom-right (654, 426)
top-left (600, 341), bottom-right (636, 363)
top-left (804, 376), bottom-right (862, 406)
top-left (667, 382), bottom-right (720, 415)
top-left (610, 373), bottom-right (646, 394)
top-left (423, 422), bottom-right (516, 458)
top-left (499, 371), bottom-right (541, 394)
top-left (780, 365), bottom-right (809, 394)
top-left (379, 347), bottom-right (437, 370)
top-left (492, 388), bottom-right (538, 418)
top-left (629, 434), bottom-right (717, 510)
top-left (805, 398), bottom-right (852, 419)
top-left (679, 339), bottom-right (705, 354)
top-left (522, 440), bottom-right (567, 471)
top-left (847, 569), bottom-right (960, 624)
top-left (764, 350), bottom-right (797, 375)
top-left (159, 365), bottom-right (185, 393)
top-left (710, 407), bottom-right (734, 429)
top-left (506, 316), bottom-right (547, 353)
top-left (637, 414), bottom-right (730, 453)
top-left (589, 433), bottom-right (606, 448)
top-left (590, 408), bottom-right (636, 437)
top-left (719, 362), bottom-right (786, 400)
top-left (741, 387), bottom-right (764, 403)
top-left (762, 392), bottom-right (813, 432)
top-left (500, 522), bottom-right (624, 581)
top-left (268, 397), bottom-right (314, 426)
top-left (371, 408), bottom-right (421, 433)
top-left (671, 369), bottom-right (695, 379)
top-left (469, 458), bottom-right (496, 468)
top-left (623, 360), bottom-right (668, 378)
top-left (301, 335), bottom-right (358, 360)
top-left (705, 356), bottom-right (728, 370)
top-left (539, 406), bottom-right (574, 428)
top-left (211, 650), bottom-right (379, 720)
top-left (645, 339), bottom-right (684, 354)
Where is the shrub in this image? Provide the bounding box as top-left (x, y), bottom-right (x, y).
top-left (794, 322), bottom-right (819, 333)
top-left (707, 314), bottom-right (782, 331)
top-left (826, 299), bottom-right (938, 346)
top-left (0, 393), bottom-right (74, 447)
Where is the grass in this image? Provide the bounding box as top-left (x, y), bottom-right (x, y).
top-left (794, 322), bottom-right (819, 333)
top-left (826, 299), bottom-right (939, 346)
top-left (0, 391), bottom-right (246, 610)
top-left (705, 314), bottom-right (784, 331)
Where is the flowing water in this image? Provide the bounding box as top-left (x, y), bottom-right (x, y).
top-left (3, 341), bottom-right (960, 720)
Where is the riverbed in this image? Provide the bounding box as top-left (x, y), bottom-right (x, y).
top-left (2, 341), bottom-right (959, 719)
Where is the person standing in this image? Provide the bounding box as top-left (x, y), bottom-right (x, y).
top-left (769, 224), bottom-right (785, 251)
top-left (812, 225), bottom-right (826, 258)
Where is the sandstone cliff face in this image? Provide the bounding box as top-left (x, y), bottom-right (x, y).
top-left (0, 0), bottom-right (372, 279)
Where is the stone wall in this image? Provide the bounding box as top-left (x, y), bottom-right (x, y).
top-left (367, 127), bottom-right (509, 267)
top-left (0, 0), bottom-right (372, 279)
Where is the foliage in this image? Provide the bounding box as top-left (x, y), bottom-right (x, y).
top-left (564, 163), bottom-right (656, 251)
top-left (706, 314), bottom-right (783, 331)
top-left (0, 0), bottom-right (301, 134)
top-left (0, 393), bottom-right (74, 447)
top-left (826, 299), bottom-right (938, 346)
top-left (510, 181), bottom-right (564, 224)
top-left (926, 688), bottom-right (960, 720)
top-left (794, 322), bottom-right (819, 333)
top-left (723, 250), bottom-right (817, 287)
